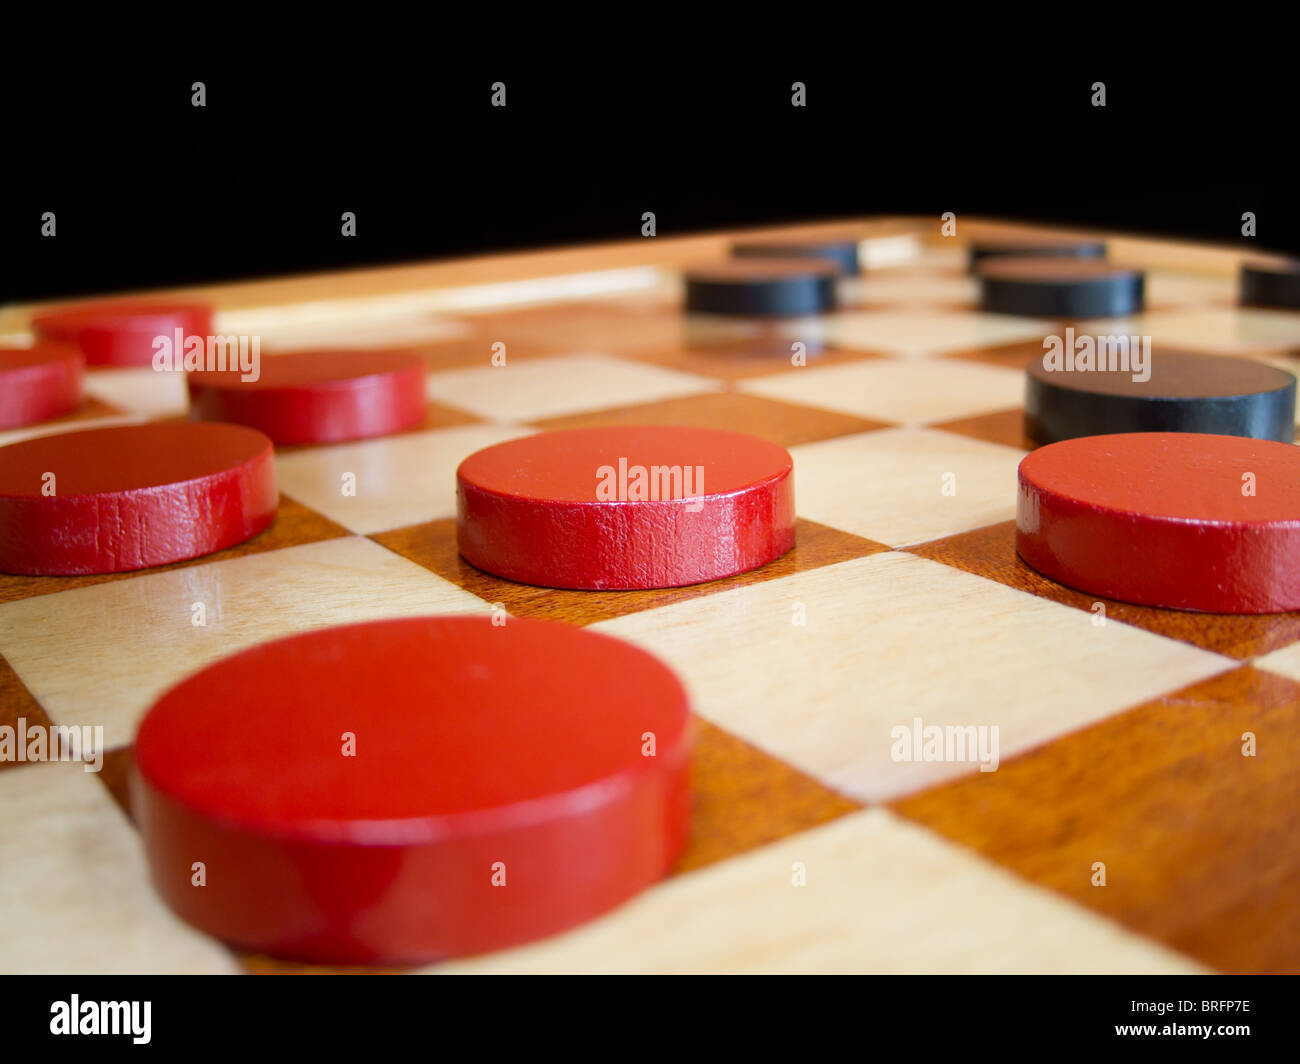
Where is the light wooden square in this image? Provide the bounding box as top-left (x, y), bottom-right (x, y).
top-left (425, 353), bottom-right (721, 422)
top-left (216, 306), bottom-right (473, 352)
top-left (83, 368), bottom-right (189, 417)
top-left (1085, 307), bottom-right (1300, 355)
top-left (276, 423), bottom-right (532, 535)
top-left (858, 232), bottom-right (924, 268)
top-left (0, 762), bottom-right (238, 973)
top-left (914, 244), bottom-right (967, 270)
top-left (822, 309), bottom-right (1053, 358)
top-left (740, 359), bottom-right (1023, 425)
top-left (0, 537), bottom-right (491, 748)
top-left (430, 809), bottom-right (1206, 974)
top-left (1252, 644), bottom-right (1300, 685)
top-left (788, 427), bottom-right (1024, 547)
top-left (839, 272), bottom-right (979, 308)
top-left (1146, 272), bottom-right (1237, 308)
top-left (592, 552), bottom-right (1230, 803)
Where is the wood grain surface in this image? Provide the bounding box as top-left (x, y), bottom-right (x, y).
top-left (908, 521), bottom-right (1300, 659)
top-left (0, 215), bottom-right (1295, 974)
top-left (892, 666), bottom-right (1299, 974)
top-left (0, 496), bottom-right (351, 605)
top-left (371, 517), bottom-right (888, 628)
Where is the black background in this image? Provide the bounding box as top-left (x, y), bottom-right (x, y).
top-left (2, 58), bottom-right (1292, 303)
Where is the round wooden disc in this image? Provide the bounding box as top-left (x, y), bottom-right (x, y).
top-left (968, 234), bottom-right (1106, 271)
top-left (978, 257), bottom-right (1145, 317)
top-left (32, 301), bottom-right (214, 367)
top-left (732, 235), bottom-right (862, 275)
top-left (1017, 432), bottom-right (1300, 613)
top-left (0, 343), bottom-right (85, 429)
top-left (0, 422), bottom-right (277, 575)
top-left (457, 426), bottom-right (796, 589)
top-left (133, 615), bottom-right (693, 964)
top-left (684, 258), bottom-right (838, 316)
top-left (1241, 259), bottom-right (1300, 309)
top-left (1025, 350), bottom-right (1296, 444)
top-left (188, 350), bottom-right (427, 444)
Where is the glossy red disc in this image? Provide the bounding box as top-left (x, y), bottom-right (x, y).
top-left (188, 350), bottom-right (427, 444)
top-left (1017, 432), bottom-right (1300, 613)
top-left (457, 426), bottom-right (796, 589)
top-left (31, 301), bottom-right (213, 367)
top-left (0, 343), bottom-right (85, 429)
top-left (0, 422), bottom-right (277, 575)
top-left (132, 615), bottom-right (693, 964)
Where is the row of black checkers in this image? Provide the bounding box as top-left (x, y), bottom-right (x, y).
top-left (682, 230), bottom-right (1300, 447)
top-left (681, 229), bottom-right (1300, 319)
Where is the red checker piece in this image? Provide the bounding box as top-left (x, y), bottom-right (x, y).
top-left (132, 615), bottom-right (693, 965)
top-left (0, 421), bottom-right (277, 575)
top-left (188, 350), bottom-right (427, 444)
top-left (0, 343), bottom-right (84, 429)
top-left (32, 301), bottom-right (214, 368)
top-left (1017, 432), bottom-right (1300, 613)
top-left (457, 425), bottom-right (796, 589)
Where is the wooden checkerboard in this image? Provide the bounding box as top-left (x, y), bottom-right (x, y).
top-left (1, 218), bottom-right (1296, 974)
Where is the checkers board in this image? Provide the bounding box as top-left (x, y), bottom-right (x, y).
top-left (1, 217), bottom-right (1298, 975)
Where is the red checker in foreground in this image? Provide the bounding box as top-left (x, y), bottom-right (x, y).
top-left (31, 300), bottom-right (214, 367)
top-left (0, 343), bottom-right (85, 429)
top-left (457, 426), bottom-right (796, 589)
top-left (1017, 432), bottom-right (1300, 613)
top-left (0, 421), bottom-right (277, 575)
top-left (188, 350), bottom-right (428, 445)
top-left (133, 616), bottom-right (693, 965)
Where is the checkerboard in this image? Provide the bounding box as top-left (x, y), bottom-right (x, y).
top-left (1, 218), bottom-right (1296, 975)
